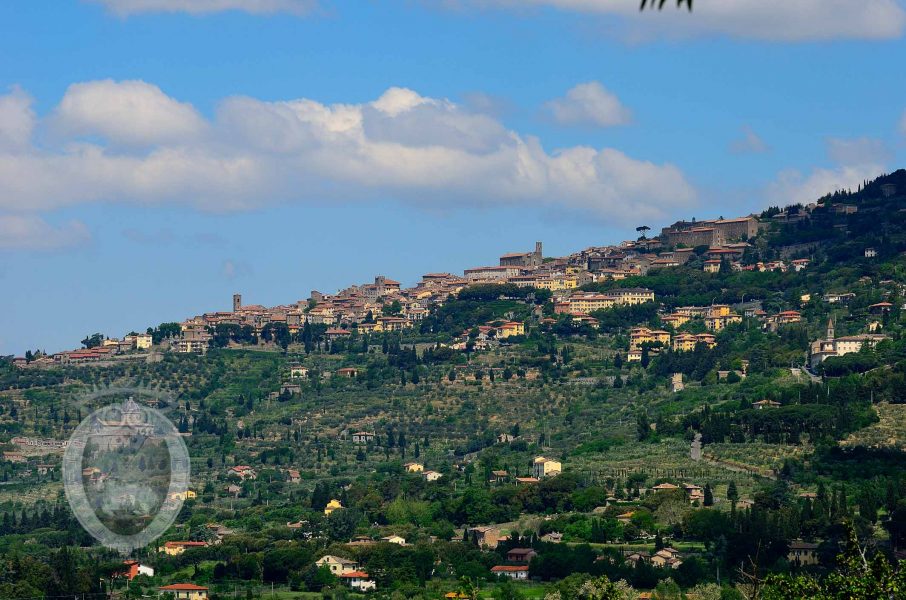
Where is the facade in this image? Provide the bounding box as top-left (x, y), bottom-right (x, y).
top-left (381, 535), bottom-right (406, 545)
top-left (630, 327), bottom-right (671, 350)
top-left (704, 305), bottom-right (743, 331)
top-left (788, 541), bottom-right (820, 566)
top-left (810, 319), bottom-right (888, 368)
top-left (532, 456), bottom-right (561, 478)
top-left (497, 322), bottom-right (525, 338)
top-left (340, 571), bottom-right (377, 591)
top-left (500, 242), bottom-right (543, 268)
top-left (158, 541), bottom-right (207, 556)
top-left (159, 584), bottom-right (208, 600)
top-left (324, 499), bottom-right (343, 515)
top-left (423, 470), bottom-right (443, 482)
top-left (661, 216), bottom-right (760, 247)
top-left (122, 560), bottom-right (154, 580)
top-left (506, 548), bottom-right (537, 563)
top-left (672, 333), bottom-right (716, 352)
top-left (351, 431), bottom-right (375, 443)
top-left (468, 526), bottom-right (501, 549)
top-left (606, 287), bottom-right (655, 305)
top-left (463, 266), bottom-right (521, 281)
top-left (316, 555), bottom-right (359, 575)
top-left (490, 565), bottom-right (529, 580)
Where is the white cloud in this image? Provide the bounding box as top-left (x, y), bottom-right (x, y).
top-left (88, 0), bottom-right (316, 16)
top-left (0, 215), bottom-right (90, 251)
top-left (0, 86), bottom-right (35, 150)
top-left (52, 80), bottom-right (207, 146)
top-left (546, 82), bottom-right (631, 128)
top-left (729, 126), bottom-right (768, 155)
top-left (826, 137), bottom-right (891, 166)
top-left (0, 81), bottom-right (696, 224)
top-left (470, 0), bottom-right (905, 41)
top-left (768, 164), bottom-right (886, 205)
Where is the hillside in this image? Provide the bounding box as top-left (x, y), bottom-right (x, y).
top-left (1, 171), bottom-right (905, 598)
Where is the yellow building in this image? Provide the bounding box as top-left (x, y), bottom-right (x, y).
top-left (695, 333), bottom-right (717, 349)
top-left (703, 260), bottom-right (721, 273)
top-left (534, 277), bottom-right (578, 291)
top-left (497, 322), bottom-right (525, 338)
top-left (672, 333), bottom-right (697, 352)
top-left (630, 327), bottom-right (671, 350)
top-left (567, 293), bottom-right (615, 313)
top-left (324, 499), bottom-right (343, 516)
top-left (403, 462), bottom-right (424, 473)
top-left (158, 541), bottom-right (207, 556)
top-left (661, 313), bottom-right (691, 328)
top-left (606, 287), bottom-right (655, 305)
top-left (168, 490), bottom-right (197, 502)
top-left (672, 333), bottom-right (716, 352)
top-left (704, 306), bottom-right (742, 331)
top-left (532, 456), bottom-right (561, 478)
top-left (709, 304), bottom-right (732, 317)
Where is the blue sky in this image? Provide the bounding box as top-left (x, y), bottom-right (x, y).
top-left (1, 0), bottom-right (905, 355)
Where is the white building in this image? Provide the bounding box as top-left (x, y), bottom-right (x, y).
top-left (340, 571), bottom-right (376, 591)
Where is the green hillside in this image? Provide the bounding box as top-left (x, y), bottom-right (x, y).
top-left (1, 171), bottom-right (906, 599)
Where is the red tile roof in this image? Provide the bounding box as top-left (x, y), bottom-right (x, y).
top-left (339, 571), bottom-right (370, 578)
top-left (160, 583), bottom-right (209, 591)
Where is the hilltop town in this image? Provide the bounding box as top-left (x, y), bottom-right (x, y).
top-left (17, 206), bottom-right (888, 372)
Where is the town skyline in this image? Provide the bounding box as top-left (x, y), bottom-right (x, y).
top-left (2, 0), bottom-right (906, 355)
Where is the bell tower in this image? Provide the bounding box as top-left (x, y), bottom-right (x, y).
top-left (233, 293), bottom-right (242, 312)
top-left (826, 317), bottom-right (834, 340)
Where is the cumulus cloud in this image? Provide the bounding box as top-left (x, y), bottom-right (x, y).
top-left (0, 81), bottom-right (696, 224)
top-left (87, 0), bottom-right (316, 16)
top-left (468, 0), bottom-right (905, 42)
top-left (546, 82), bottom-right (631, 128)
top-left (768, 164), bottom-right (885, 205)
top-left (826, 136), bottom-right (891, 166)
top-left (52, 80), bottom-right (207, 147)
top-left (0, 215), bottom-right (90, 251)
top-left (0, 86), bottom-right (35, 150)
top-left (729, 126), bottom-right (769, 155)
top-left (767, 135), bottom-right (894, 206)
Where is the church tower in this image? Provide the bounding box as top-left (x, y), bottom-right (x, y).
top-left (233, 293), bottom-right (242, 312)
top-left (826, 317), bottom-right (834, 340)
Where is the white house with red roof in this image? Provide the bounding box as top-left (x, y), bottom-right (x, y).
top-left (490, 565), bottom-right (529, 580)
top-left (158, 583), bottom-right (208, 599)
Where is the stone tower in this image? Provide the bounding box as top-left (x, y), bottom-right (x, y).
top-left (826, 317), bottom-right (834, 340)
top-left (233, 293), bottom-right (242, 312)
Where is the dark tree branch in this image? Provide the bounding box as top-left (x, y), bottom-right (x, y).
top-left (640, 0), bottom-right (692, 10)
